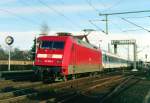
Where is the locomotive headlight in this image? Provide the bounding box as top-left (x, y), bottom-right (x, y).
top-left (37, 54), bottom-right (47, 58)
top-left (52, 54), bottom-right (62, 59)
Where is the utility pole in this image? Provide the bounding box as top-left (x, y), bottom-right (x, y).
top-left (108, 43), bottom-right (110, 53)
top-left (105, 15), bottom-right (108, 35)
top-left (99, 40), bottom-right (102, 49)
top-left (133, 43), bottom-right (137, 71)
top-left (99, 10), bottom-right (150, 34)
top-left (128, 45), bottom-right (130, 61)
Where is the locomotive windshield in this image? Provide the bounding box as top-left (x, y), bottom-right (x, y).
top-left (41, 41), bottom-right (65, 49)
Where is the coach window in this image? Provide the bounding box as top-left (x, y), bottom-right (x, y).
top-left (112, 57), bottom-right (115, 63)
top-left (105, 55), bottom-right (107, 62)
top-left (107, 56), bottom-right (109, 62)
top-left (102, 54), bottom-right (106, 63)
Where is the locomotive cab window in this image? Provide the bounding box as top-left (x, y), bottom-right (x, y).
top-left (53, 41), bottom-right (65, 49)
top-left (41, 41), bottom-right (65, 49)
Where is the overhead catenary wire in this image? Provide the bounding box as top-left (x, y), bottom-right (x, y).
top-left (86, 0), bottom-right (122, 13)
top-left (109, 20), bottom-right (125, 33)
top-left (85, 0), bottom-right (100, 12)
top-left (121, 18), bottom-right (150, 33)
top-left (58, 0), bottom-right (122, 33)
top-left (56, 0), bottom-right (85, 24)
top-left (19, 0), bottom-right (49, 29)
top-left (122, 29), bottom-right (144, 32)
top-left (91, 17), bottom-right (125, 33)
top-left (37, 0), bottom-right (82, 30)
top-left (0, 8), bottom-right (40, 26)
top-left (58, 0), bottom-right (103, 32)
top-left (106, 16), bottom-right (142, 33)
top-left (124, 16), bottom-right (150, 19)
top-left (99, 10), bottom-right (150, 34)
top-left (19, 0), bottom-right (52, 32)
top-left (19, 0), bottom-right (47, 18)
top-left (100, 0), bottom-right (123, 12)
top-left (89, 20), bottom-right (105, 33)
top-left (99, 10), bottom-right (150, 16)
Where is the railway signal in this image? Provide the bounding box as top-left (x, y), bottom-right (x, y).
top-left (5, 36), bottom-right (14, 45)
top-left (5, 36), bottom-right (14, 71)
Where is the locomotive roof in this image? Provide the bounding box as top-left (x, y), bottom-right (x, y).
top-left (73, 37), bottom-right (99, 50)
top-left (37, 35), bottom-right (100, 51)
top-left (37, 35), bottom-right (68, 40)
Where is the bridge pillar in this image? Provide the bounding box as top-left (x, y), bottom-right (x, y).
top-left (114, 44), bottom-right (117, 54)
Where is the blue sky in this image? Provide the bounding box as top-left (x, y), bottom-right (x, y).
top-left (0, 0), bottom-right (150, 60)
top-left (0, 0), bottom-right (150, 32)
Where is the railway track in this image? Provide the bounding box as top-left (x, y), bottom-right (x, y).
top-left (38, 75), bottom-right (124, 102)
top-left (0, 80), bottom-right (39, 91)
top-left (56, 75), bottom-right (140, 103)
top-left (99, 76), bottom-right (141, 103)
top-left (0, 70), bottom-right (140, 103)
top-left (47, 75), bottom-right (127, 103)
top-left (0, 74), bottom-right (124, 103)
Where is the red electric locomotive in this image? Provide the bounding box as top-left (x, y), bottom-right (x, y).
top-left (34, 32), bottom-right (102, 81)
